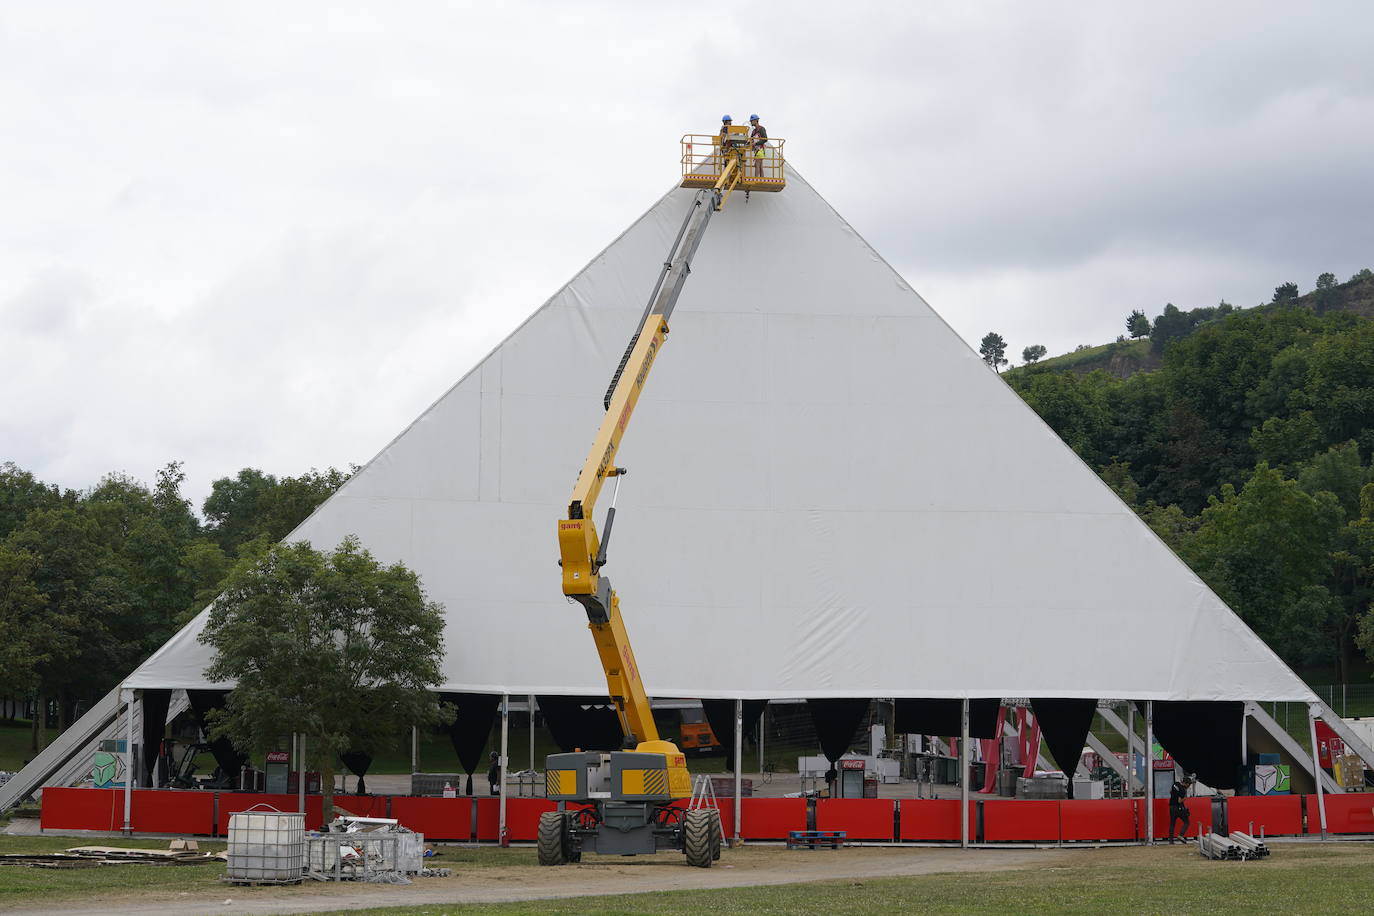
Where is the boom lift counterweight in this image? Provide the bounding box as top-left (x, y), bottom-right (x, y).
top-left (541, 133), bottom-right (784, 867)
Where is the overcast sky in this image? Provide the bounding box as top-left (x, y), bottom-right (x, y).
top-left (4, 1), bottom-right (1372, 510)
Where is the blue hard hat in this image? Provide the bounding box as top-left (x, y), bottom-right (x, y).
top-left (722, 115), bottom-right (732, 122)
top-left (749, 114), bottom-right (760, 121)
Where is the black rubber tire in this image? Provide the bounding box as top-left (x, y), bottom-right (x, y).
top-left (537, 811), bottom-right (569, 866)
top-left (710, 809), bottom-right (722, 860)
top-left (683, 809), bottom-right (715, 868)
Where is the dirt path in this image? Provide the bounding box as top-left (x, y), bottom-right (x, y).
top-left (7, 845), bottom-right (1149, 916)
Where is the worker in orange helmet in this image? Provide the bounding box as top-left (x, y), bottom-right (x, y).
top-left (748, 114), bottom-right (768, 177)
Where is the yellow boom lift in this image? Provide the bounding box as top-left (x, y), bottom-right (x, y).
top-left (538, 129), bottom-right (785, 867)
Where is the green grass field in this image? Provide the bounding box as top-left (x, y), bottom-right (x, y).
top-left (290, 844), bottom-right (1374, 916)
top-left (3, 835), bottom-right (1373, 914)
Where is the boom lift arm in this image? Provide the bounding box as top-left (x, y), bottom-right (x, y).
top-left (557, 179), bottom-right (728, 747)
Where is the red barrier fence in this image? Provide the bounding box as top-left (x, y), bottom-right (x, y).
top-left (898, 799), bottom-right (970, 841)
top-left (37, 789), bottom-right (1373, 842)
top-left (1059, 799), bottom-right (1135, 842)
top-left (816, 799), bottom-right (894, 840)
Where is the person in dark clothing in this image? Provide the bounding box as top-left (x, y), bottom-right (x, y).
top-left (488, 751), bottom-right (502, 796)
top-left (1168, 774), bottom-right (1194, 843)
top-left (748, 114), bottom-right (768, 177)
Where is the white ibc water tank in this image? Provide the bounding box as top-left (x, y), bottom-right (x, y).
top-left (226, 808), bottom-right (305, 884)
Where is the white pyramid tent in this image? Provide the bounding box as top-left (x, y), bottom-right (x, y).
top-left (126, 169), bottom-right (1315, 704)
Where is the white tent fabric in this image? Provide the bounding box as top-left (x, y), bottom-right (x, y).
top-left (126, 169), bottom-right (1317, 703)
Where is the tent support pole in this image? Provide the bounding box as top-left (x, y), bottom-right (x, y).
top-left (411, 726), bottom-right (418, 774)
top-left (529, 694), bottom-right (536, 771)
top-left (758, 704), bottom-right (765, 774)
top-left (1240, 710), bottom-right (1248, 776)
top-left (1144, 701), bottom-right (1154, 845)
top-left (298, 734), bottom-right (306, 814)
top-left (499, 694), bottom-right (509, 846)
top-left (121, 687), bottom-right (134, 834)
top-left (1126, 702), bottom-right (1135, 796)
top-left (734, 698), bottom-right (743, 846)
top-left (1308, 705), bottom-right (1328, 839)
top-left (960, 698), bottom-right (970, 849)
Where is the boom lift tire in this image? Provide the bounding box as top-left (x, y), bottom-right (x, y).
top-left (537, 811), bottom-right (578, 866)
top-left (683, 808), bottom-right (720, 868)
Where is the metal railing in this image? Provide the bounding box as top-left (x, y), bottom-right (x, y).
top-left (681, 134), bottom-right (786, 184)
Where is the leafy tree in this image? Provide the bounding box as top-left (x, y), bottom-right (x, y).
top-left (1316, 272), bottom-right (1337, 291)
top-left (0, 463), bottom-right (71, 541)
top-left (979, 332), bottom-right (1008, 371)
top-left (1126, 309), bottom-right (1151, 339)
top-left (0, 544), bottom-right (45, 694)
top-left (1011, 369), bottom-right (1114, 464)
top-left (1184, 464), bottom-right (1342, 664)
top-left (1304, 321), bottom-right (1374, 455)
top-left (204, 467), bottom-right (352, 553)
top-left (1250, 412), bottom-right (1324, 468)
top-left (1099, 460), bottom-right (1140, 507)
top-left (1351, 268), bottom-right (1373, 282)
top-left (1273, 282), bottom-right (1299, 302)
top-left (1148, 304), bottom-right (1193, 353)
top-left (3, 507), bottom-right (105, 746)
top-left (200, 536), bottom-right (449, 820)
top-left (1021, 344), bottom-right (1047, 364)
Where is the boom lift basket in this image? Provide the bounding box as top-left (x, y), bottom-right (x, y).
top-left (681, 132), bottom-right (786, 193)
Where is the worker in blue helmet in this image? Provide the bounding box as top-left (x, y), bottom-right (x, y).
top-left (748, 114), bottom-right (768, 177)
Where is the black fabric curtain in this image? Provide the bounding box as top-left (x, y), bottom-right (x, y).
top-left (893, 699), bottom-right (1001, 739)
top-left (536, 695), bottom-right (624, 756)
top-left (439, 692), bottom-right (502, 795)
top-left (139, 689), bottom-right (172, 787)
top-left (185, 690), bottom-right (248, 786)
top-left (340, 751), bottom-right (373, 795)
top-left (806, 698), bottom-right (871, 763)
top-left (1029, 698), bottom-right (1098, 797)
top-left (701, 700), bottom-right (768, 769)
top-left (1141, 700), bottom-right (1243, 790)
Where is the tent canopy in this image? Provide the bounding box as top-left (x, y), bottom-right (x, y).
top-left (127, 168), bottom-right (1316, 704)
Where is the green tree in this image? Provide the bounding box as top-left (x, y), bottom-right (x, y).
top-left (1184, 464), bottom-right (1343, 664)
top-left (1021, 344), bottom-right (1047, 364)
top-left (1126, 309), bottom-right (1151, 339)
top-left (0, 463), bottom-right (71, 541)
top-left (1148, 304), bottom-right (1193, 353)
top-left (204, 467), bottom-right (352, 553)
top-left (1316, 272), bottom-right (1337, 291)
top-left (1273, 282), bottom-right (1299, 302)
top-left (200, 536), bottom-right (449, 820)
top-left (1250, 412), bottom-right (1324, 468)
top-left (3, 507), bottom-right (105, 746)
top-left (979, 332), bottom-right (1008, 371)
top-left (0, 544), bottom-right (45, 695)
top-left (1351, 268), bottom-right (1372, 283)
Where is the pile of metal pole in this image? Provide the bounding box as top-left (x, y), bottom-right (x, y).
top-left (1197, 830), bottom-right (1269, 861)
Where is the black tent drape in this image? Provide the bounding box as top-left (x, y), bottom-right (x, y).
top-left (439, 692), bottom-right (502, 795)
top-left (1140, 700), bottom-right (1243, 790)
top-left (139, 689), bottom-right (172, 787)
top-left (536, 695), bottom-right (624, 755)
top-left (806, 698), bottom-right (871, 763)
top-left (1030, 698), bottom-right (1098, 797)
top-left (185, 690), bottom-right (247, 787)
top-left (893, 699), bottom-right (1001, 739)
top-left (701, 700), bottom-right (768, 769)
top-left (340, 751), bottom-right (373, 794)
